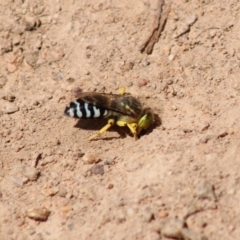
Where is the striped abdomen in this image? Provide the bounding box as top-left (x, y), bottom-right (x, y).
top-left (64, 99), bottom-right (108, 119)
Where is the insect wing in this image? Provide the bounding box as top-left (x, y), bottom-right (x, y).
top-left (79, 92), bottom-right (142, 117)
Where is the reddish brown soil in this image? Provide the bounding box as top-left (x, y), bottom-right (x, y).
top-left (1, 0), bottom-right (240, 239)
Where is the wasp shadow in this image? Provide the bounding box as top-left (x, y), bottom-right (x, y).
top-left (74, 118), bottom-right (128, 139)
top-left (73, 113), bottom-right (161, 140)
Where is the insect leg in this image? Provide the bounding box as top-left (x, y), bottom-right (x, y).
top-left (119, 87), bottom-right (126, 95)
top-left (127, 123), bottom-right (138, 140)
top-left (88, 119), bottom-right (115, 141)
top-left (116, 120), bottom-right (138, 140)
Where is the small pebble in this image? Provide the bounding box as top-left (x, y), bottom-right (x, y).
top-left (218, 131), bottom-right (228, 138)
top-left (123, 61), bottom-right (134, 71)
top-left (107, 183), bottom-right (114, 189)
top-left (42, 187), bottom-right (59, 196)
top-left (201, 123), bottom-right (210, 131)
top-left (162, 218), bottom-right (185, 238)
top-left (61, 205), bottom-right (73, 212)
top-left (3, 94), bottom-right (16, 102)
top-left (83, 153), bottom-right (100, 164)
top-left (28, 228), bottom-right (36, 235)
top-left (7, 63), bottom-right (17, 73)
top-left (0, 76), bottom-right (7, 88)
top-left (140, 59), bottom-right (150, 67)
top-left (22, 166), bottom-right (39, 181)
top-left (90, 164), bottom-right (104, 175)
top-left (196, 180), bottom-right (216, 201)
top-left (176, 24), bottom-right (190, 37)
top-left (167, 79), bottom-right (173, 85)
top-left (72, 87), bottom-right (82, 97)
top-left (10, 177), bottom-right (24, 186)
top-left (199, 137), bottom-right (209, 144)
top-left (183, 128), bottom-right (192, 133)
top-left (35, 39), bottom-right (42, 50)
top-left (137, 78), bottom-right (148, 87)
top-left (168, 54), bottom-right (175, 61)
top-left (158, 210), bottom-right (169, 218)
top-left (3, 104), bottom-right (19, 114)
top-left (24, 16), bottom-right (41, 31)
top-left (12, 36), bottom-right (21, 45)
top-left (58, 188), bottom-right (67, 197)
top-left (26, 207), bottom-right (50, 221)
top-left (84, 187), bottom-right (96, 200)
top-left (185, 14), bottom-right (197, 26)
top-left (209, 29), bottom-right (217, 38)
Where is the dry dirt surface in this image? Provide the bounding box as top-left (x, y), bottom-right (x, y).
top-left (1, 0), bottom-right (240, 239)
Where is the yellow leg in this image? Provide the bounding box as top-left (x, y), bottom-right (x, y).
top-left (88, 119), bottom-right (115, 141)
top-left (116, 120), bottom-right (138, 140)
top-left (119, 87), bottom-right (126, 95)
top-left (127, 123), bottom-right (138, 140)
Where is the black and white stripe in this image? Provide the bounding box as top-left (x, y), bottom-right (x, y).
top-left (64, 99), bottom-right (108, 119)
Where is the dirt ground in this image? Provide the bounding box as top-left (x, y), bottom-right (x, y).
top-left (1, 0), bottom-right (240, 239)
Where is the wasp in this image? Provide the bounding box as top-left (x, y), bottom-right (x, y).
top-left (64, 87), bottom-right (154, 141)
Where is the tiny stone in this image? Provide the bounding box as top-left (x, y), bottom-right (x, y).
top-left (84, 187), bottom-right (96, 200)
top-left (104, 158), bottom-right (115, 165)
top-left (168, 54), bottom-right (175, 61)
top-left (7, 229), bottom-right (14, 235)
top-left (183, 128), bottom-right (192, 133)
top-left (137, 78), bottom-right (148, 87)
top-left (0, 76), bottom-right (7, 88)
top-left (143, 211), bottom-right (154, 222)
top-left (140, 59), bottom-right (150, 67)
top-left (66, 77), bottom-right (75, 83)
top-left (24, 16), bottom-right (41, 31)
top-left (107, 183), bottom-right (114, 189)
top-left (66, 192), bottom-right (73, 199)
top-left (3, 94), bottom-right (16, 102)
top-left (83, 153), bottom-right (100, 164)
top-left (90, 164), bottom-right (104, 175)
top-left (4, 103), bottom-right (19, 114)
top-left (176, 24), bottom-right (190, 37)
top-left (199, 137), bottom-right (209, 144)
top-left (158, 210), bottom-right (169, 218)
top-left (10, 177), bottom-right (24, 186)
top-left (123, 61), bottom-right (134, 71)
top-left (236, 50), bottom-right (240, 60)
top-left (7, 63), bottom-right (17, 73)
top-left (167, 79), bottom-right (173, 85)
top-left (218, 131), bottom-right (228, 138)
top-left (162, 218), bottom-right (185, 238)
top-left (196, 180), bottom-right (216, 201)
top-left (185, 14), bottom-right (198, 26)
top-left (22, 166), bottom-right (39, 181)
top-left (12, 36), bottom-right (21, 45)
top-left (28, 228), bottom-right (36, 235)
top-left (202, 123), bottom-right (210, 131)
top-left (58, 188), bottom-right (67, 197)
top-left (26, 207), bottom-right (50, 221)
top-left (209, 29), bottom-right (217, 38)
top-left (42, 187), bottom-right (59, 196)
top-left (61, 205), bottom-right (73, 212)
top-left (35, 39), bottom-right (42, 50)
top-left (72, 87), bottom-right (82, 97)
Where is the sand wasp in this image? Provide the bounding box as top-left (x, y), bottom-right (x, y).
top-left (64, 87), bottom-right (154, 140)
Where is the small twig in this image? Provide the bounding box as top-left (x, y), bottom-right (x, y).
top-left (140, 0), bottom-right (171, 54)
